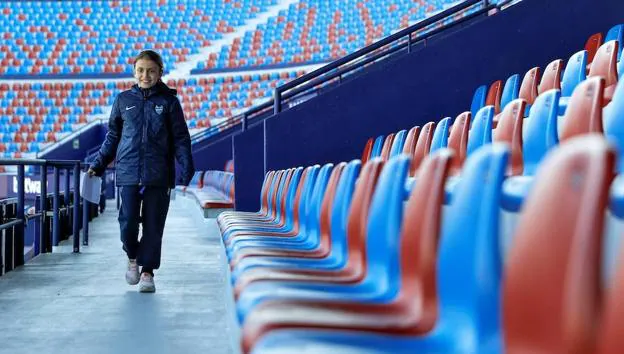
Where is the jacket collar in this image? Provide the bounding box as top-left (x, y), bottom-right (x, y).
top-left (131, 81), bottom-right (178, 98)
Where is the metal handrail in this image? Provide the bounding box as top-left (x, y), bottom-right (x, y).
top-left (0, 158), bottom-right (85, 276)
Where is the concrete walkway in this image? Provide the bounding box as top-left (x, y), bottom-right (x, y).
top-left (0, 196), bottom-right (233, 354)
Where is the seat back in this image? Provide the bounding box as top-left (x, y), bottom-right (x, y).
top-left (380, 133), bottom-right (395, 161)
top-left (389, 129), bottom-right (407, 158)
top-left (467, 105), bottom-right (494, 157)
top-left (317, 163), bottom-right (346, 251)
top-left (295, 165), bottom-right (320, 235)
top-left (471, 84), bottom-right (487, 118)
top-left (303, 164), bottom-right (334, 244)
top-left (605, 24), bottom-right (623, 59)
top-left (266, 170), bottom-right (284, 219)
top-left (561, 50), bottom-right (588, 97)
top-left (436, 143), bottom-right (509, 342)
top-left (523, 89), bottom-right (560, 175)
top-left (274, 168), bottom-right (296, 224)
top-left (539, 59), bottom-right (563, 94)
top-left (371, 135), bottom-right (385, 158)
top-left (504, 135), bottom-right (614, 354)
top-left (328, 160), bottom-right (362, 260)
top-left (363, 154), bottom-right (411, 291)
top-left (282, 167), bottom-right (305, 226)
top-left (430, 117), bottom-right (451, 153)
top-left (360, 137), bottom-right (374, 165)
top-left (585, 32), bottom-right (604, 64)
top-left (399, 149), bottom-right (453, 332)
top-left (494, 99), bottom-right (526, 175)
top-left (258, 171), bottom-right (276, 215)
top-left (486, 80), bottom-right (503, 114)
top-left (603, 78), bottom-right (624, 172)
top-left (411, 121), bottom-right (434, 175)
top-left (519, 67), bottom-right (540, 105)
top-left (402, 126), bottom-right (420, 156)
top-left (560, 76), bottom-right (604, 141)
top-left (501, 74), bottom-right (520, 110)
top-left (448, 112), bottom-right (470, 175)
top-left (344, 159), bottom-right (384, 272)
top-left (588, 40), bottom-right (619, 88)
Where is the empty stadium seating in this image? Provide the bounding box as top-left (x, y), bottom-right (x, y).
top-left (180, 170), bottom-right (235, 217)
top-left (0, 0), bottom-right (278, 77)
top-left (194, 0), bottom-right (470, 72)
top-left (212, 22), bottom-right (624, 352)
top-left (0, 70), bottom-right (305, 158)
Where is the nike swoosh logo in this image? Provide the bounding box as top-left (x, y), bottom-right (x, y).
top-left (125, 106), bottom-right (136, 111)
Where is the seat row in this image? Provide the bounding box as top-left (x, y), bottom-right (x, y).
top-left (214, 54), bottom-right (624, 353)
top-left (180, 170), bottom-right (235, 217)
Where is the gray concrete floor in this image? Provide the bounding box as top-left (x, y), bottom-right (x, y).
top-left (0, 197), bottom-right (233, 354)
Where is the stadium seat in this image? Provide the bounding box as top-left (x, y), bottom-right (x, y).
top-left (503, 134), bottom-right (614, 353)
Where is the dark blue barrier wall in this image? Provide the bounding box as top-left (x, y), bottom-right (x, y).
top-left (233, 123), bottom-right (265, 211)
top-left (260, 0), bottom-right (624, 170)
top-left (40, 123), bottom-right (106, 161)
top-left (192, 135), bottom-right (233, 171)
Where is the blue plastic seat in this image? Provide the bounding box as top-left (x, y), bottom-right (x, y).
top-left (249, 144), bottom-right (510, 354)
top-left (227, 164), bottom-right (332, 260)
top-left (606, 24), bottom-right (623, 60)
top-left (558, 50), bottom-right (588, 114)
top-left (370, 135), bottom-right (384, 158)
top-left (501, 89), bottom-right (560, 213)
top-left (467, 105), bottom-right (494, 156)
top-left (230, 160), bottom-right (361, 280)
top-left (221, 168), bottom-right (303, 239)
top-left (388, 129), bottom-right (407, 158)
top-left (235, 155), bottom-right (411, 324)
top-left (500, 74), bottom-right (520, 110)
top-left (430, 117), bottom-right (451, 153)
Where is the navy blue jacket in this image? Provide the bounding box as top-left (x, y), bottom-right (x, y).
top-left (90, 81), bottom-right (195, 187)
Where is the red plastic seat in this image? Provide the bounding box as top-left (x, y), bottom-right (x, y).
top-left (402, 126), bottom-right (420, 157)
top-left (229, 164), bottom-right (345, 268)
top-left (588, 40), bottom-right (619, 104)
top-left (486, 80), bottom-right (503, 114)
top-left (559, 76), bottom-right (604, 141)
top-left (447, 112), bottom-right (470, 175)
top-left (241, 150), bottom-right (452, 353)
top-left (503, 135), bottom-right (615, 354)
top-left (379, 133), bottom-right (395, 161)
top-left (519, 67), bottom-right (540, 105)
top-left (538, 59), bottom-right (563, 94)
top-left (493, 99), bottom-right (525, 175)
top-left (360, 137), bottom-right (374, 165)
top-left (410, 121), bottom-right (434, 175)
top-left (585, 32), bottom-right (604, 65)
top-left (233, 160), bottom-right (383, 299)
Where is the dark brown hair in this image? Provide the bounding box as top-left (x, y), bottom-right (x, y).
top-left (134, 50), bottom-right (164, 74)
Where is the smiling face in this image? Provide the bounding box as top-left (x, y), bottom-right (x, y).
top-left (134, 58), bottom-right (162, 89)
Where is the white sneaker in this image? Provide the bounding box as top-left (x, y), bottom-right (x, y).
top-left (125, 259), bottom-right (140, 285)
top-left (138, 272), bottom-right (156, 293)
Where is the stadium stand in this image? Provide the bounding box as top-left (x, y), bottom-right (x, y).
top-left (2, 0), bottom-right (624, 353)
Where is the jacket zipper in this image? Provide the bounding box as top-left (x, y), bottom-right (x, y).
top-left (140, 90), bottom-right (148, 186)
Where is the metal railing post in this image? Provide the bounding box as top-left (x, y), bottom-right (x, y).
top-left (40, 164), bottom-right (49, 253)
top-left (15, 165), bottom-right (25, 268)
top-left (273, 88), bottom-right (281, 114)
top-left (82, 180), bottom-right (89, 247)
top-left (73, 163), bottom-right (81, 251)
top-left (52, 166), bottom-right (60, 247)
top-left (241, 113), bottom-right (247, 132)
